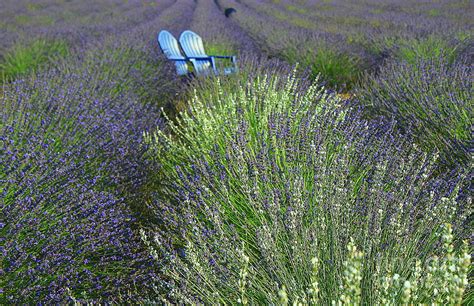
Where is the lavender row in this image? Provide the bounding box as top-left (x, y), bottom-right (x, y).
top-left (0, 32), bottom-right (174, 302)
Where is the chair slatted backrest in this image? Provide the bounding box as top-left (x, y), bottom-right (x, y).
top-left (179, 30), bottom-right (213, 75)
top-left (158, 30), bottom-right (188, 76)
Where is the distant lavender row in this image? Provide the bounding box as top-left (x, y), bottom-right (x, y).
top-left (189, 0), bottom-right (259, 55)
top-left (215, 0), bottom-right (472, 88)
top-left (2, 0), bottom-right (471, 76)
top-left (0, 0), bottom-right (176, 53)
top-left (257, 0), bottom-right (470, 37)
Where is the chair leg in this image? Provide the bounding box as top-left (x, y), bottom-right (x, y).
top-left (231, 56), bottom-right (238, 73)
top-left (210, 57), bottom-right (218, 75)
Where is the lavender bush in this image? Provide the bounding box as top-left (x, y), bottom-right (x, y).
top-left (357, 56), bottom-right (473, 165)
top-left (144, 72), bottom-right (471, 303)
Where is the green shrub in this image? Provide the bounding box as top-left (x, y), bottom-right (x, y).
top-left (427, 9), bottom-right (440, 17)
top-left (307, 47), bottom-right (361, 90)
top-left (283, 45), bottom-right (361, 90)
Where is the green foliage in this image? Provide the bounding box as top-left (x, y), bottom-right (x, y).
top-left (427, 9), bottom-right (440, 17)
top-left (285, 4), bottom-right (307, 14)
top-left (204, 43), bottom-right (235, 57)
top-left (0, 39), bottom-right (68, 82)
top-left (200, 43), bottom-right (237, 75)
top-left (283, 44), bottom-right (361, 90)
top-left (26, 3), bottom-right (44, 11)
top-left (306, 47), bottom-right (361, 90)
top-left (397, 35), bottom-right (460, 65)
top-left (14, 15), bottom-right (31, 25)
top-left (14, 14), bottom-right (55, 26)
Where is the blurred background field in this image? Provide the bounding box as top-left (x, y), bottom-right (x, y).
top-left (1, 0), bottom-right (472, 304)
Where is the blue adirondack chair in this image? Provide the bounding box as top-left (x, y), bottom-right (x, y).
top-left (157, 30), bottom-right (188, 76)
top-left (179, 30), bottom-right (237, 76)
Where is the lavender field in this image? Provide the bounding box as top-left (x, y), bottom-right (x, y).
top-left (1, 0), bottom-right (472, 304)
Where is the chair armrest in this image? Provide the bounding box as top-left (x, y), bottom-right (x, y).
top-left (165, 54), bottom-right (187, 61)
top-left (208, 55), bottom-right (234, 58)
top-left (186, 55), bottom-right (237, 62)
top-left (186, 56), bottom-right (213, 60)
top-left (211, 55), bottom-right (237, 66)
top-left (189, 57), bottom-right (218, 74)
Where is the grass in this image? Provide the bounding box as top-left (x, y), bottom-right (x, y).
top-left (281, 44), bottom-right (362, 91)
top-left (396, 35), bottom-right (462, 65)
top-left (190, 42), bottom-right (237, 76)
top-left (427, 9), bottom-right (441, 17)
top-left (14, 14), bottom-right (55, 26)
top-left (0, 39), bottom-right (69, 82)
top-left (204, 42), bottom-right (236, 57)
top-left (306, 47), bottom-right (361, 90)
top-left (26, 3), bottom-right (44, 11)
